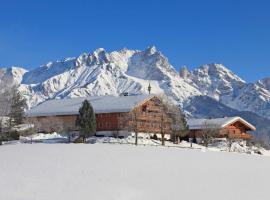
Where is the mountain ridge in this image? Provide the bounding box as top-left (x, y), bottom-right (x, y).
top-left (1, 47), bottom-right (270, 121)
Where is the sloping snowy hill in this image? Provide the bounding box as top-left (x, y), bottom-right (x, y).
top-left (1, 47), bottom-right (270, 120)
top-left (0, 144), bottom-right (270, 200)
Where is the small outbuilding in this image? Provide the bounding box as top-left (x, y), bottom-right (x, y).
top-left (187, 117), bottom-right (255, 140)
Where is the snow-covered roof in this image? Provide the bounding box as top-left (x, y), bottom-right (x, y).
top-left (187, 117), bottom-right (256, 131)
top-left (26, 95), bottom-right (153, 117)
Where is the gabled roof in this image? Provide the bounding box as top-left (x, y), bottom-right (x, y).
top-left (187, 117), bottom-right (256, 131)
top-left (26, 95), bottom-right (153, 117)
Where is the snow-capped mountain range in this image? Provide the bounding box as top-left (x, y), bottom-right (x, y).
top-left (1, 46), bottom-right (270, 121)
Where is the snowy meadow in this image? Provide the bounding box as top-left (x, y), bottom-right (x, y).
top-left (1, 142), bottom-right (270, 200)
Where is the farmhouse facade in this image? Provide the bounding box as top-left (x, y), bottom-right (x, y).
top-left (26, 95), bottom-right (255, 140)
top-left (26, 95), bottom-right (172, 136)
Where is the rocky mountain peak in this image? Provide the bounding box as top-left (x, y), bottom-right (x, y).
top-left (195, 63), bottom-right (245, 82)
top-left (1, 47), bottom-right (270, 121)
top-left (145, 45), bottom-right (157, 55)
top-left (0, 66), bottom-right (28, 85)
top-left (179, 66), bottom-right (190, 79)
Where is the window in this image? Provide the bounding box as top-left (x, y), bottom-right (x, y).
top-left (142, 105), bottom-right (147, 112)
top-left (98, 123), bottom-right (103, 128)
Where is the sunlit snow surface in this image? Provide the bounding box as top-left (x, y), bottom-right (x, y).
top-left (1, 142), bottom-right (270, 200)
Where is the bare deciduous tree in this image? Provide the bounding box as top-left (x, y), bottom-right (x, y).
top-left (22, 117), bottom-right (40, 143)
top-left (157, 94), bottom-right (177, 146)
top-left (201, 120), bottom-right (220, 147)
top-left (126, 94), bottom-right (188, 146)
top-left (169, 104), bottom-right (189, 144)
top-left (128, 107), bottom-right (141, 145)
top-left (226, 132), bottom-right (239, 152)
top-left (154, 95), bottom-right (167, 145)
top-left (0, 75), bottom-right (14, 144)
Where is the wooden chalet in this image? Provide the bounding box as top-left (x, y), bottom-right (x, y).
top-left (187, 117), bottom-right (255, 140)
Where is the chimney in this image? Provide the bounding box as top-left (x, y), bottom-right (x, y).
top-left (148, 83), bottom-right (152, 95)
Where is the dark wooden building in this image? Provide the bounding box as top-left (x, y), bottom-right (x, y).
top-left (187, 117), bottom-right (255, 140)
top-left (26, 95), bottom-right (171, 137)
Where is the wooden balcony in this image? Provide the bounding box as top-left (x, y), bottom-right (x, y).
top-left (137, 115), bottom-right (162, 121)
top-left (233, 133), bottom-right (253, 140)
top-left (221, 132), bottom-right (253, 140)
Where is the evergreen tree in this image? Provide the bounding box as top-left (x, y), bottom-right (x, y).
top-left (8, 88), bottom-right (27, 127)
top-left (76, 100), bottom-right (96, 142)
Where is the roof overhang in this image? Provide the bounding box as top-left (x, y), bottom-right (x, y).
top-left (222, 117), bottom-right (256, 131)
top-left (187, 116), bottom-right (256, 131)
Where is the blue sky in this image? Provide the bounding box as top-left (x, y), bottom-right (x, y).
top-left (0, 0), bottom-right (269, 82)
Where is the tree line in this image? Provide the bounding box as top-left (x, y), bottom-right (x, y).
top-left (0, 76), bottom-right (26, 144)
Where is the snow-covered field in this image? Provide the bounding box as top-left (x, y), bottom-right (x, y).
top-left (1, 143), bottom-right (270, 200)
top-left (17, 132), bottom-right (269, 155)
